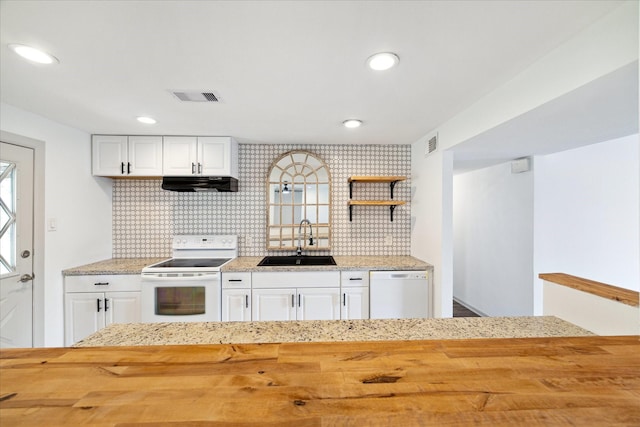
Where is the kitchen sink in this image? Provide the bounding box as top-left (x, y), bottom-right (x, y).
top-left (257, 255), bottom-right (337, 266)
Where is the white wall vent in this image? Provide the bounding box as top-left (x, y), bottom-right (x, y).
top-left (511, 157), bottom-right (531, 174)
top-left (425, 133), bottom-right (438, 156)
top-left (170, 90), bottom-right (219, 102)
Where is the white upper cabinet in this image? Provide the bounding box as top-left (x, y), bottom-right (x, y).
top-left (162, 136), bottom-right (198, 175)
top-left (162, 136), bottom-right (238, 178)
top-left (127, 136), bottom-right (164, 176)
top-left (92, 135), bottom-right (163, 176)
top-left (92, 135), bottom-right (127, 176)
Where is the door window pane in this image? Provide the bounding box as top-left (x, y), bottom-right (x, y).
top-left (0, 161), bottom-right (17, 276)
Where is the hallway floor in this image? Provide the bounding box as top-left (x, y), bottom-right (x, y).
top-left (453, 301), bottom-right (480, 317)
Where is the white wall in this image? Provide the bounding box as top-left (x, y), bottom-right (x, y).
top-left (534, 135), bottom-right (639, 299)
top-left (0, 102), bottom-right (112, 346)
top-left (453, 161), bottom-right (534, 316)
top-left (411, 1), bottom-right (638, 317)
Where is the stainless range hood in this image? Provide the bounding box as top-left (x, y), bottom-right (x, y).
top-left (161, 176), bottom-right (238, 192)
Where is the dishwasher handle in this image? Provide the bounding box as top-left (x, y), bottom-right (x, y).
top-left (373, 271), bottom-right (427, 280)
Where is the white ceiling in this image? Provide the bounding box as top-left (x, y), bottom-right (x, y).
top-left (0, 1), bottom-right (626, 146)
top-left (452, 61), bottom-right (639, 173)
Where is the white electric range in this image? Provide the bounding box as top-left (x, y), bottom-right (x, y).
top-left (141, 235), bottom-right (237, 322)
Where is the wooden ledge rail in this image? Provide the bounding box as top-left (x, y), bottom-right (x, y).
top-left (539, 273), bottom-right (639, 307)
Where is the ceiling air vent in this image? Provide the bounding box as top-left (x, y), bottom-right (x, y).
top-left (425, 133), bottom-right (438, 156)
top-left (170, 90), bottom-right (219, 102)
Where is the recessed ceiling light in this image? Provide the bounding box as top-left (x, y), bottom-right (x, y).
top-left (136, 116), bottom-right (157, 124)
top-left (8, 44), bottom-right (58, 64)
top-left (343, 119), bottom-right (362, 128)
top-left (366, 52), bottom-right (399, 71)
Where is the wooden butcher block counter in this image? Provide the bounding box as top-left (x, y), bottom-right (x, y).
top-left (2, 335), bottom-right (639, 426)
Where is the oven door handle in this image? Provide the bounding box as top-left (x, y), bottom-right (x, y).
top-left (141, 274), bottom-right (219, 282)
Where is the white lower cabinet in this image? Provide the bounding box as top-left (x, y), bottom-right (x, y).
top-left (252, 289), bottom-right (297, 321)
top-left (222, 272), bottom-right (252, 322)
top-left (341, 287), bottom-right (370, 320)
top-left (298, 287), bottom-right (341, 320)
top-left (340, 271), bottom-right (370, 320)
top-left (252, 287), bottom-right (340, 321)
top-left (64, 275), bottom-right (141, 346)
top-left (251, 271), bottom-right (341, 321)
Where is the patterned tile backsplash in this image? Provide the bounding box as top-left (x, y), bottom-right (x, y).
top-left (113, 144), bottom-right (411, 258)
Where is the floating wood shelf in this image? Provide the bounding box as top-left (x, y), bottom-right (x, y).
top-left (347, 176), bottom-right (407, 222)
top-left (348, 176), bottom-right (407, 199)
top-left (348, 200), bottom-right (407, 206)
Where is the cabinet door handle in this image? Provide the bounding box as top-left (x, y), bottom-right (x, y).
top-left (298, 294), bottom-right (301, 307)
top-left (127, 162), bottom-right (131, 174)
top-left (343, 293), bottom-right (346, 306)
top-left (104, 298), bottom-right (109, 312)
top-left (120, 162), bottom-right (125, 174)
top-left (245, 295), bottom-right (249, 308)
top-left (197, 163), bottom-right (202, 174)
top-left (291, 294), bottom-right (295, 308)
top-left (97, 298), bottom-right (102, 312)
top-left (192, 162), bottom-right (196, 174)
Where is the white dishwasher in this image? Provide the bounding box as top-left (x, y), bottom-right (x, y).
top-left (369, 271), bottom-right (429, 319)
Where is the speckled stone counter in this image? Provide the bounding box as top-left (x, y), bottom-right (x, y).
top-left (62, 258), bottom-right (166, 276)
top-left (62, 255), bottom-right (432, 275)
top-left (74, 316), bottom-right (593, 347)
top-left (222, 255), bottom-right (432, 272)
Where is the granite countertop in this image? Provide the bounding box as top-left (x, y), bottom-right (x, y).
top-left (222, 255), bottom-right (432, 272)
top-left (74, 316), bottom-right (593, 347)
top-left (62, 258), bottom-right (166, 276)
top-left (63, 256), bottom-right (432, 275)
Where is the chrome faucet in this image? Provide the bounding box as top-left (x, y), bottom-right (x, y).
top-left (297, 219), bottom-right (313, 256)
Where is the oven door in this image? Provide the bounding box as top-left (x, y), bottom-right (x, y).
top-left (141, 273), bottom-right (221, 322)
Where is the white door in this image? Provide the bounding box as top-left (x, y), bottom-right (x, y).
top-left (198, 137), bottom-right (230, 176)
top-left (0, 142), bottom-right (34, 348)
top-left (298, 287), bottom-right (340, 320)
top-left (162, 136), bottom-right (198, 176)
top-left (222, 289), bottom-right (251, 322)
top-left (64, 292), bottom-right (105, 346)
top-left (92, 135), bottom-right (127, 176)
top-left (252, 288), bottom-right (296, 321)
top-left (105, 291), bottom-right (141, 326)
top-left (341, 287), bottom-right (370, 320)
top-left (127, 136), bottom-right (163, 176)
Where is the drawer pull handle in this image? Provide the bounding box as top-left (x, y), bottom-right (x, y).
top-left (349, 277), bottom-right (363, 281)
top-left (94, 282), bottom-right (109, 286)
top-left (228, 279), bottom-right (243, 282)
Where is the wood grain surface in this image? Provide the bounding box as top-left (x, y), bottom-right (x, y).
top-left (2, 335), bottom-right (639, 426)
top-left (347, 200), bottom-right (406, 206)
top-left (348, 176), bottom-right (407, 183)
top-left (539, 273), bottom-right (639, 307)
